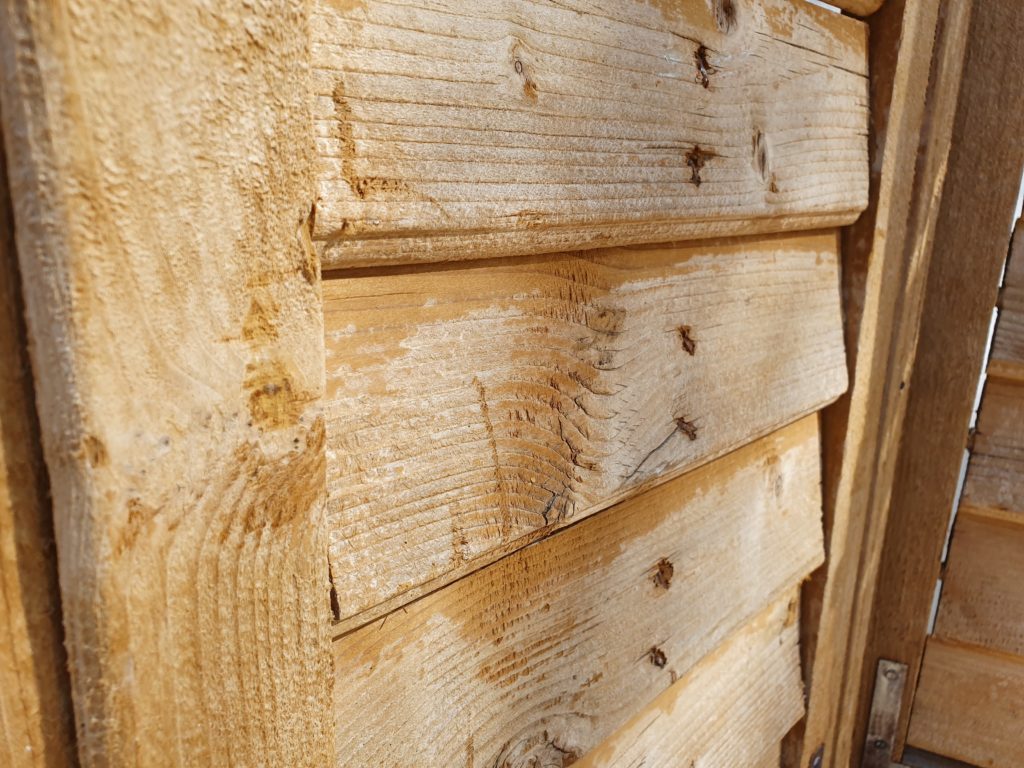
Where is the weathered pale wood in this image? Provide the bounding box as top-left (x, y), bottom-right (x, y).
top-left (0, 2), bottom-right (332, 765)
top-left (907, 638), bottom-right (1024, 768)
top-left (934, 507), bottom-right (1024, 656)
top-left (851, 2), bottom-right (1024, 759)
top-left (312, 0), bottom-right (869, 267)
top-left (962, 378), bottom-right (1024, 513)
top-left (0, 125), bottom-right (76, 767)
top-left (325, 232), bottom-right (846, 625)
top-left (575, 592), bottom-right (804, 768)
top-left (794, 0), bottom-right (947, 763)
top-left (331, 417), bottom-right (824, 767)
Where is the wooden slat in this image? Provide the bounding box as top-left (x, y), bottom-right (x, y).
top-left (990, 222), bottom-right (1024, 377)
top-left (0, 123), bottom-right (76, 766)
top-left (0, 2), bottom-right (332, 765)
top-left (934, 507), bottom-right (1024, 656)
top-left (963, 377), bottom-right (1024, 513)
top-left (575, 592), bottom-right (804, 768)
top-left (783, 0), bottom-right (945, 762)
top-left (311, 0), bottom-right (869, 268)
top-left (908, 638), bottom-right (1024, 768)
top-left (800, 1), bottom-right (1024, 763)
top-left (325, 231), bottom-right (846, 626)
top-left (331, 417), bottom-right (824, 767)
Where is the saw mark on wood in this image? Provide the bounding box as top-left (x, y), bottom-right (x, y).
top-left (475, 376), bottom-right (513, 540)
top-left (331, 79), bottom-right (408, 200)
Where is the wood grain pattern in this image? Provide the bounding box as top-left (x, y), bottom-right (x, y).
top-left (963, 377), bottom-right (1024, 513)
top-left (908, 638), bottom-right (1024, 768)
top-left (324, 232), bottom-right (846, 625)
top-left (0, 2), bottom-right (332, 765)
top-left (0, 122), bottom-right (76, 767)
top-left (575, 593), bottom-right (804, 768)
top-left (794, 0), bottom-right (1024, 763)
top-left (331, 417), bottom-right (824, 767)
top-left (990, 222), bottom-right (1024, 380)
top-left (850, 1), bottom-right (1024, 759)
top-left (934, 507), bottom-right (1024, 657)
top-left (311, 0), bottom-right (869, 267)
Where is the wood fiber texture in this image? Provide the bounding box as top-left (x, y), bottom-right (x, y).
top-left (575, 593), bottom-right (805, 768)
top-left (0, 1), bottom-right (332, 765)
top-left (934, 508), bottom-right (1024, 657)
top-left (0, 124), bottom-right (76, 767)
top-left (324, 232), bottom-right (846, 624)
top-left (990, 223), bottom-right (1024, 380)
top-left (332, 417), bottom-right (824, 767)
top-left (963, 377), bottom-right (1024, 513)
top-left (311, 0), bottom-right (869, 267)
top-left (909, 638), bottom-right (1024, 768)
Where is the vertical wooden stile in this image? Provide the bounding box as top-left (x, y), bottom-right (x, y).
top-left (0, 2), bottom-right (332, 765)
top-left (0, 122), bottom-right (77, 767)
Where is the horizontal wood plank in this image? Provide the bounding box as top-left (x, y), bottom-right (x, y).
top-left (908, 638), bottom-right (1024, 768)
top-left (575, 592), bottom-right (804, 768)
top-left (324, 231), bottom-right (846, 623)
top-left (991, 221), bottom-right (1024, 375)
top-left (331, 417), bottom-right (824, 767)
top-left (312, 0), bottom-right (869, 267)
top-left (963, 377), bottom-right (1024, 513)
top-left (934, 507), bottom-right (1024, 657)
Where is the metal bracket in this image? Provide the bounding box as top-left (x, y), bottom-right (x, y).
top-left (861, 659), bottom-right (909, 768)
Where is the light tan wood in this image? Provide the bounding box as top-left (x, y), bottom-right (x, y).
top-left (795, 0), bottom-right (948, 763)
top-left (963, 377), bottom-right (1024, 513)
top-left (991, 222), bottom-right (1024, 375)
top-left (331, 417), bottom-right (824, 767)
top-left (0, 125), bottom-right (76, 766)
top-left (0, 2), bottom-right (332, 765)
top-left (934, 507), bottom-right (1024, 656)
top-left (848, 0), bottom-right (1024, 756)
top-left (908, 638), bottom-right (1024, 768)
top-left (324, 232), bottom-right (846, 625)
top-left (311, 0), bottom-right (869, 267)
top-left (575, 592), bottom-right (804, 768)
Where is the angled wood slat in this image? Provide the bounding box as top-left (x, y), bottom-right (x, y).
top-left (331, 417), bottom-right (824, 767)
top-left (311, 0), bottom-right (869, 267)
top-left (575, 592), bottom-right (804, 768)
top-left (963, 377), bottom-right (1024, 513)
top-left (908, 638), bottom-right (1024, 768)
top-left (934, 507), bottom-right (1024, 657)
top-left (324, 231), bottom-right (846, 624)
